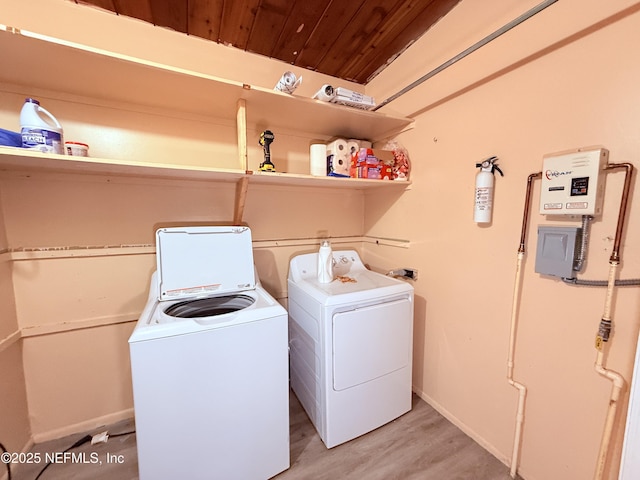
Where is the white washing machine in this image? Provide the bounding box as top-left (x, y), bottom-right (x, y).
top-left (129, 226), bottom-right (289, 480)
top-left (287, 249), bottom-right (414, 448)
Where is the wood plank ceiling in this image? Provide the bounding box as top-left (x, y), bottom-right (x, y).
top-left (73, 0), bottom-right (461, 85)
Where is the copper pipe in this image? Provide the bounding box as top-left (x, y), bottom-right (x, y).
top-left (604, 163), bottom-right (635, 263)
top-left (519, 172), bottom-right (542, 253)
top-left (507, 169), bottom-right (542, 478)
top-left (592, 162), bottom-right (634, 480)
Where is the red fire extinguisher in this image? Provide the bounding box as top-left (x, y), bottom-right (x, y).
top-left (474, 156), bottom-right (503, 224)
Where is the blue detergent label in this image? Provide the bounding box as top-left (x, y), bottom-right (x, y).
top-left (21, 127), bottom-right (63, 154)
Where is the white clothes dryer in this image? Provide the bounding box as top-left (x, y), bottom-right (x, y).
top-left (129, 226), bottom-right (289, 480)
top-left (287, 249), bottom-right (414, 448)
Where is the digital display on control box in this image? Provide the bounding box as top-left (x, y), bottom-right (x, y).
top-left (571, 176), bottom-right (589, 196)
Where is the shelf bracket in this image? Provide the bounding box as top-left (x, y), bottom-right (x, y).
top-left (236, 98), bottom-right (248, 171)
top-left (233, 176), bottom-right (249, 225)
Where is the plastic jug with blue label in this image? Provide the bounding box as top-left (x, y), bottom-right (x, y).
top-left (20, 98), bottom-right (64, 154)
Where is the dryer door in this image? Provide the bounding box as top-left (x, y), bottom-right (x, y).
top-left (332, 298), bottom-right (412, 391)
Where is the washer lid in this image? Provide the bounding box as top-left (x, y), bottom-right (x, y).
top-left (156, 226), bottom-right (255, 301)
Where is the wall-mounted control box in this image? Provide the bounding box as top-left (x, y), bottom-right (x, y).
top-left (535, 226), bottom-right (582, 278)
top-left (539, 147), bottom-right (608, 216)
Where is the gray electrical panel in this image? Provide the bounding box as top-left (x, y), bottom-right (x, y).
top-left (535, 226), bottom-right (581, 278)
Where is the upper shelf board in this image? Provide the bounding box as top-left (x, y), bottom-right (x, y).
top-left (0, 27), bottom-right (414, 141)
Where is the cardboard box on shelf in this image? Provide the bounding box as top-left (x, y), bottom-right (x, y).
top-left (350, 148), bottom-right (394, 180)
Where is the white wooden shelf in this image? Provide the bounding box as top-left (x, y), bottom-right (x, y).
top-left (0, 27), bottom-right (413, 141)
top-left (0, 147), bottom-right (246, 182)
top-left (0, 26), bottom-right (413, 224)
top-left (248, 170), bottom-right (410, 189)
top-left (0, 147), bottom-right (411, 191)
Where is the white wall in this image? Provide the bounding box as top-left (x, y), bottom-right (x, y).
top-left (366, 1), bottom-right (640, 479)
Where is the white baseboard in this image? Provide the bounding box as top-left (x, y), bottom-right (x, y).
top-left (32, 408), bottom-right (135, 444)
top-left (412, 386), bottom-right (510, 468)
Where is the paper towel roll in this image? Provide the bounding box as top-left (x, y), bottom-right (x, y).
top-left (313, 84), bottom-right (335, 102)
top-left (326, 138), bottom-right (347, 156)
top-left (275, 71), bottom-right (302, 94)
top-left (310, 143), bottom-right (327, 176)
top-left (326, 138), bottom-right (350, 176)
top-left (347, 140), bottom-right (360, 157)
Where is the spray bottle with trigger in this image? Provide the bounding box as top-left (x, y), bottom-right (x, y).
top-left (259, 130), bottom-right (276, 172)
top-left (474, 156), bottom-right (504, 224)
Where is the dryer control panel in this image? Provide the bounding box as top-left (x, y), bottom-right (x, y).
top-left (288, 249), bottom-right (365, 282)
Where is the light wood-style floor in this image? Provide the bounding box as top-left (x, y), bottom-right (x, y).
top-left (12, 392), bottom-right (520, 480)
